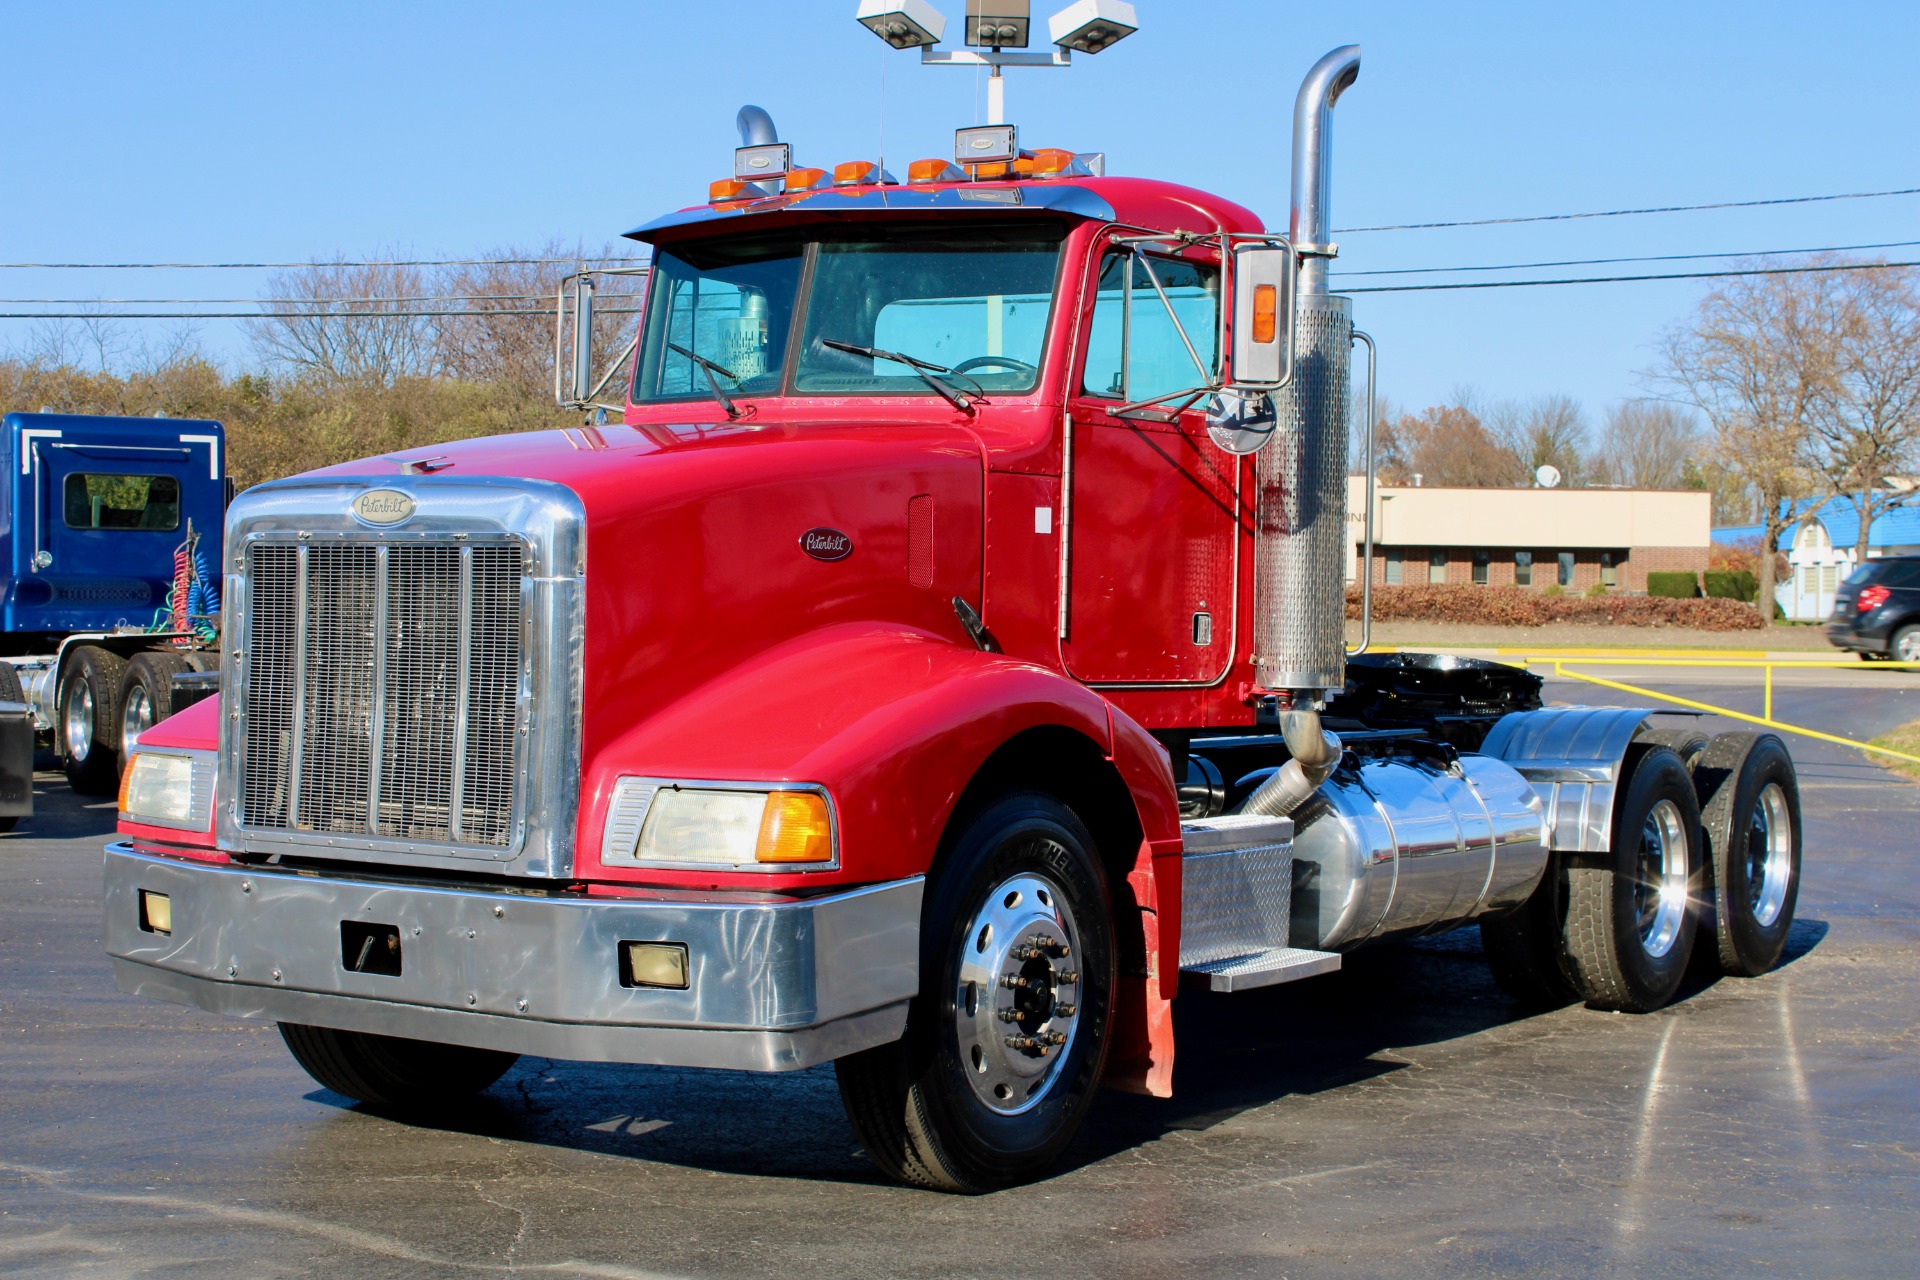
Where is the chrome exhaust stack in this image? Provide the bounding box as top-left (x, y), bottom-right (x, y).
top-left (1254, 45), bottom-right (1360, 703)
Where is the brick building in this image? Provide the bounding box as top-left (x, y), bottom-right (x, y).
top-left (1345, 480), bottom-right (1710, 592)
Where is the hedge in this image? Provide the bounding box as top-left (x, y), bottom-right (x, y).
top-left (1647, 571), bottom-right (1701, 599)
top-left (1704, 569), bottom-right (1758, 603)
top-left (1347, 584), bottom-right (1763, 630)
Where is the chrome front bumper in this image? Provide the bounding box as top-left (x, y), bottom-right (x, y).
top-left (104, 844), bottom-right (920, 1072)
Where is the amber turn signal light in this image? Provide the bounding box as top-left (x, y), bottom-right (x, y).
top-left (1251, 284), bottom-right (1278, 344)
top-left (755, 792), bottom-right (834, 863)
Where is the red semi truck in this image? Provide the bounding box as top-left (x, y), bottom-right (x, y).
top-left (106, 45), bottom-right (1802, 1192)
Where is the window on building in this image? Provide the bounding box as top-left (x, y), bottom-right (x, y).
top-left (1514, 550), bottom-right (1533, 586)
top-left (1601, 551), bottom-right (1618, 588)
top-left (1558, 551), bottom-right (1575, 587)
top-left (1429, 550), bottom-right (1447, 584)
top-left (1385, 548), bottom-right (1403, 585)
top-left (1472, 550), bottom-right (1490, 585)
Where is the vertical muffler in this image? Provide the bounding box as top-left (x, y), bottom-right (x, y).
top-left (1255, 45), bottom-right (1360, 700)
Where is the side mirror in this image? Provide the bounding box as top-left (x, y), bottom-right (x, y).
top-left (1226, 243), bottom-right (1294, 390)
top-left (555, 268), bottom-right (647, 411)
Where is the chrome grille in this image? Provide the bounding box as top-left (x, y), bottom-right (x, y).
top-left (239, 539), bottom-right (525, 849)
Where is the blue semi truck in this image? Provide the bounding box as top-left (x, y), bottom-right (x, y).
top-left (0, 412), bottom-right (229, 822)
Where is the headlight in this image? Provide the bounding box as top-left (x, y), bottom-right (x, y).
top-left (601, 780), bottom-right (836, 870)
top-left (118, 750), bottom-right (215, 831)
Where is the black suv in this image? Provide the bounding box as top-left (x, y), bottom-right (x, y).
top-left (1828, 554), bottom-right (1920, 660)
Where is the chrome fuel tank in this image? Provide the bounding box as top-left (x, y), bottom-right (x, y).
top-left (1289, 751), bottom-right (1546, 951)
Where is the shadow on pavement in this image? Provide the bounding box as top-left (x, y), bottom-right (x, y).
top-left (292, 911), bottom-right (1829, 1191)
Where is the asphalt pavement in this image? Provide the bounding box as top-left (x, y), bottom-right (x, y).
top-left (2, 676), bottom-right (1917, 1278)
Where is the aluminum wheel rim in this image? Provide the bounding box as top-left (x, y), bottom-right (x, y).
top-left (1635, 797), bottom-right (1689, 958)
top-left (1900, 631), bottom-right (1920, 662)
top-left (953, 866), bottom-right (1083, 1116)
top-left (1746, 782), bottom-right (1793, 927)
top-left (65, 681), bottom-right (95, 764)
top-left (121, 684), bottom-right (153, 759)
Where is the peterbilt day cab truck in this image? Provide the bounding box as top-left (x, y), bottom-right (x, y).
top-left (0, 412), bottom-right (226, 824)
top-left (106, 46), bottom-right (1803, 1193)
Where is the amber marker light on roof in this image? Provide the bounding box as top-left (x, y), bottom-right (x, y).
top-left (1252, 284), bottom-right (1279, 344)
top-left (908, 158), bottom-right (966, 183)
top-left (834, 160), bottom-right (896, 186)
top-left (784, 167), bottom-right (829, 192)
top-left (710, 178), bottom-right (755, 203)
top-left (755, 791), bottom-right (835, 864)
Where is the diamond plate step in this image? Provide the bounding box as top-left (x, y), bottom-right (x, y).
top-left (1181, 946), bottom-right (1341, 993)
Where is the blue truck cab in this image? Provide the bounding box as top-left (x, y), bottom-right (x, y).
top-left (0, 413), bottom-right (228, 813)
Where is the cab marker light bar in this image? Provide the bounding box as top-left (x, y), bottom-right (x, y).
top-left (783, 166), bottom-right (830, 193)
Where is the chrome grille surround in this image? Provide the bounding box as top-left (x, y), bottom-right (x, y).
top-left (217, 476), bottom-right (585, 877)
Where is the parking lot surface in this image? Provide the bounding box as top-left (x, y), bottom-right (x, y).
top-left (3, 676), bottom-right (1918, 1278)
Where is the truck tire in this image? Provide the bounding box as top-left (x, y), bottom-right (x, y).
top-left (277, 1024), bottom-right (519, 1110)
top-left (835, 791), bottom-right (1115, 1193)
top-left (1693, 733), bottom-right (1801, 977)
top-left (1560, 744), bottom-right (1703, 1012)
top-left (1479, 868), bottom-right (1576, 1007)
top-left (118, 650), bottom-right (192, 760)
top-left (59, 645), bottom-right (127, 796)
top-left (1636, 726), bottom-right (1709, 769)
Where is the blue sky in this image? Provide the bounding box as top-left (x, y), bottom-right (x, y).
top-left (3, 1), bottom-right (1916, 426)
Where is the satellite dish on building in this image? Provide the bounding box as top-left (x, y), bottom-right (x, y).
top-left (1535, 464), bottom-right (1563, 489)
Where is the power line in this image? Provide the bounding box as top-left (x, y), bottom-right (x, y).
top-left (1335, 185), bottom-right (1920, 234)
top-left (0, 308), bottom-right (646, 320)
top-left (1336, 238), bottom-right (1920, 278)
top-left (1343, 257), bottom-right (1920, 294)
top-left (0, 293), bottom-right (644, 305)
top-left (0, 257), bottom-right (650, 270)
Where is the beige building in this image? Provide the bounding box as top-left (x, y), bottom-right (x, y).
top-left (1345, 480), bottom-right (1712, 591)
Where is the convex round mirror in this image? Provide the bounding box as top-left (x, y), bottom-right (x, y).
top-left (1205, 388), bottom-right (1277, 454)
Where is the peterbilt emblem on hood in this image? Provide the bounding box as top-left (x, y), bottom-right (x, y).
top-left (800, 528), bottom-right (853, 561)
top-left (352, 489), bottom-right (416, 525)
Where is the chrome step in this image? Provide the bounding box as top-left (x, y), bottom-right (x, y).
top-left (1182, 946), bottom-right (1342, 993)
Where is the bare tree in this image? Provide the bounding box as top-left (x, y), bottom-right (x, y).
top-left (1590, 401), bottom-right (1700, 489)
top-left (1378, 403), bottom-right (1524, 487)
top-left (247, 257), bottom-right (440, 386)
top-left (1656, 263), bottom-right (1846, 626)
top-left (1804, 264), bottom-right (1920, 564)
top-left (1488, 393), bottom-right (1587, 486)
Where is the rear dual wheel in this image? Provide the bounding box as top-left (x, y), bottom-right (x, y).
top-left (836, 792), bottom-right (1115, 1193)
top-left (60, 646), bottom-right (126, 796)
top-left (1694, 734), bottom-right (1801, 977)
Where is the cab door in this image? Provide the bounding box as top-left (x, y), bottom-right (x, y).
top-left (1061, 245), bottom-right (1244, 685)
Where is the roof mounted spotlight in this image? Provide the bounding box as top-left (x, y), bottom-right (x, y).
top-left (966, 0), bottom-right (1031, 49)
top-left (855, 0), bottom-right (946, 49)
top-left (1048, 0), bottom-right (1137, 53)
top-left (732, 104), bottom-right (791, 183)
top-left (955, 124), bottom-right (1020, 164)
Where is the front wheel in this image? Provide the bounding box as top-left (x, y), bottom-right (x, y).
top-left (278, 1024), bottom-right (519, 1111)
top-left (1560, 745), bottom-right (1703, 1012)
top-left (836, 792), bottom-right (1115, 1193)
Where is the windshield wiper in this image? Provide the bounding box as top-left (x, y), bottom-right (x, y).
top-left (666, 342), bottom-right (742, 419)
top-left (818, 338), bottom-right (979, 414)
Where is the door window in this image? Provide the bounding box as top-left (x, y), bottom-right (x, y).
top-left (63, 473), bottom-right (180, 531)
top-left (1428, 551), bottom-right (1447, 584)
top-left (1081, 251), bottom-right (1219, 403)
top-left (1558, 551), bottom-right (1575, 586)
top-left (1472, 550), bottom-right (1490, 585)
top-left (1385, 549), bottom-right (1404, 585)
top-left (1515, 550), bottom-right (1533, 586)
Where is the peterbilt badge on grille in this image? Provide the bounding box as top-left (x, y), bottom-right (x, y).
top-left (800, 528), bottom-right (852, 561)
top-left (352, 489), bottom-right (416, 525)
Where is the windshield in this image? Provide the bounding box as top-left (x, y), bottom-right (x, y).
top-left (630, 224), bottom-right (1066, 406)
